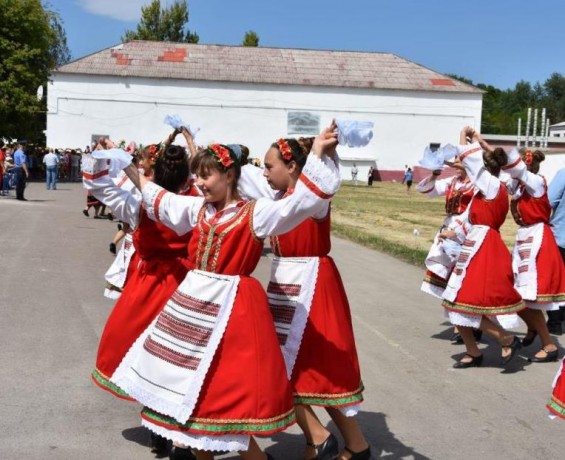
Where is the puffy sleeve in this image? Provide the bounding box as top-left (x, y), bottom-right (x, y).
top-left (416, 176), bottom-right (451, 197)
top-left (252, 154), bottom-right (340, 238)
top-left (458, 142), bottom-right (500, 200)
top-left (238, 164), bottom-right (277, 200)
top-left (82, 156), bottom-right (141, 228)
top-left (447, 209), bottom-right (471, 244)
top-left (141, 181), bottom-right (205, 235)
top-left (501, 149), bottom-right (545, 198)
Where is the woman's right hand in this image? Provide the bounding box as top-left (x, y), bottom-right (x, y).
top-left (312, 120), bottom-right (338, 159)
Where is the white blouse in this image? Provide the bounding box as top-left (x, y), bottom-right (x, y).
top-left (142, 154), bottom-right (341, 239)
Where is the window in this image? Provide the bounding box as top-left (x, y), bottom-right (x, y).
top-left (287, 112), bottom-right (320, 135)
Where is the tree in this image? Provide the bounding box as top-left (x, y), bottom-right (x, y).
top-left (123, 0), bottom-right (199, 43)
top-left (0, 0), bottom-right (71, 142)
top-left (242, 30), bottom-right (259, 47)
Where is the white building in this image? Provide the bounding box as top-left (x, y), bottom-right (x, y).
top-left (549, 121), bottom-right (565, 138)
top-left (47, 41), bottom-right (483, 180)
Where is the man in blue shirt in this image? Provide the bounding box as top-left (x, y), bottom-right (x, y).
top-left (13, 140), bottom-right (29, 201)
top-left (547, 168), bottom-right (565, 334)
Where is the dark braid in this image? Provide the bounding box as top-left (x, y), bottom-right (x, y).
top-left (153, 145), bottom-right (190, 192)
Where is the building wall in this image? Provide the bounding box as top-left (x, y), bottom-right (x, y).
top-left (46, 74), bottom-right (482, 179)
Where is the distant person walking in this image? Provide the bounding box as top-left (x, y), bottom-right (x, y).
top-left (367, 166), bottom-right (374, 186)
top-left (43, 149), bottom-right (59, 190)
top-left (13, 140), bottom-right (29, 201)
top-left (351, 162), bottom-right (358, 185)
top-left (404, 167), bottom-right (413, 192)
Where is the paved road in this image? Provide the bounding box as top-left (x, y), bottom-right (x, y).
top-left (0, 182), bottom-right (563, 460)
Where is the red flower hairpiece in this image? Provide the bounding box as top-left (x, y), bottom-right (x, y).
top-left (524, 149), bottom-right (533, 166)
top-left (147, 144), bottom-right (164, 165)
top-left (209, 144), bottom-right (233, 168)
top-left (276, 139), bottom-right (293, 161)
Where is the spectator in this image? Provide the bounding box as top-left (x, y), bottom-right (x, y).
top-left (404, 167), bottom-right (414, 193)
top-left (0, 146), bottom-right (5, 194)
top-left (71, 149), bottom-right (81, 181)
top-left (13, 140), bottom-right (29, 201)
top-left (43, 148), bottom-right (59, 190)
top-left (351, 162), bottom-right (358, 185)
top-left (368, 165), bottom-right (374, 186)
top-left (547, 167), bottom-right (565, 335)
top-left (401, 164), bottom-right (408, 184)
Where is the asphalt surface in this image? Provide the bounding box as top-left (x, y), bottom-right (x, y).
top-left (0, 182), bottom-right (563, 460)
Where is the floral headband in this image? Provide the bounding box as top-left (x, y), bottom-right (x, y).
top-left (147, 144), bottom-right (164, 166)
top-left (209, 144), bottom-right (234, 168)
top-left (523, 149), bottom-right (533, 166)
top-left (276, 139), bottom-right (293, 161)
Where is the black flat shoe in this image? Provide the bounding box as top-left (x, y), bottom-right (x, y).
top-left (522, 330), bottom-right (538, 347)
top-left (452, 333), bottom-right (463, 344)
top-left (307, 433), bottom-right (339, 460)
top-left (453, 353), bottom-right (483, 369)
top-left (528, 347), bottom-right (559, 363)
top-left (500, 336), bottom-right (522, 365)
top-left (169, 445), bottom-right (196, 460)
top-left (343, 445), bottom-right (371, 460)
top-left (109, 242), bottom-right (117, 254)
top-left (266, 454), bottom-right (274, 460)
top-left (150, 432), bottom-right (168, 454)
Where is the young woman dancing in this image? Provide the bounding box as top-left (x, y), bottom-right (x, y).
top-left (96, 125), bottom-right (341, 460)
top-left (441, 127), bottom-right (525, 368)
top-left (501, 147), bottom-right (564, 362)
top-left (236, 136), bottom-right (369, 460)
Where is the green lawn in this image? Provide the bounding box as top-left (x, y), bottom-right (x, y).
top-left (331, 181), bottom-right (518, 266)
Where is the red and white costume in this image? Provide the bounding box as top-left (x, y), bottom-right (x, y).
top-left (83, 166), bottom-right (197, 400)
top-left (504, 152), bottom-right (565, 311)
top-left (240, 165), bottom-right (363, 415)
top-left (107, 154), bottom-right (340, 452)
top-left (417, 174), bottom-right (474, 298)
top-left (441, 143), bottom-right (525, 328)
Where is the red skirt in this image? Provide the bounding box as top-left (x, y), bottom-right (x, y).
top-left (291, 257), bottom-right (364, 407)
top-left (141, 277), bottom-right (295, 436)
top-left (548, 360), bottom-right (565, 419)
top-left (534, 225), bottom-right (565, 304)
top-left (92, 255), bottom-right (192, 399)
top-left (443, 230), bottom-right (524, 315)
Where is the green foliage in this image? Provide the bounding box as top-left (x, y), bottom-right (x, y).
top-left (242, 30), bottom-right (259, 47)
top-left (449, 72), bottom-right (565, 134)
top-left (123, 0), bottom-right (199, 43)
top-left (0, 0), bottom-right (70, 141)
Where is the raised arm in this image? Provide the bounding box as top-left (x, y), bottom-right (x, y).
top-left (416, 172), bottom-right (452, 197)
top-left (82, 154), bottom-right (141, 228)
top-left (501, 148), bottom-right (545, 198)
top-left (140, 181), bottom-right (205, 235)
top-left (252, 125), bottom-right (340, 238)
top-left (180, 126), bottom-right (198, 159)
top-left (457, 129), bottom-right (500, 199)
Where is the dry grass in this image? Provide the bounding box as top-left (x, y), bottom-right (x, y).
top-left (331, 181), bottom-right (518, 266)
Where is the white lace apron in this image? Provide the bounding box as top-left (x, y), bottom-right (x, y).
top-left (111, 269), bottom-right (239, 424)
top-left (267, 256), bottom-right (319, 379)
top-left (104, 233), bottom-right (135, 299)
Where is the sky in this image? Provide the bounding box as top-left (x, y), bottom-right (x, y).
top-left (51, 0), bottom-right (564, 90)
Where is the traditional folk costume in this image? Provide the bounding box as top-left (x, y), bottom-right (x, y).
top-left (83, 165), bottom-right (198, 400)
top-left (442, 143), bottom-right (525, 328)
top-left (239, 165), bottom-right (363, 414)
top-left (416, 174), bottom-right (474, 298)
top-left (503, 151), bottom-right (565, 311)
top-left (105, 154), bottom-right (341, 452)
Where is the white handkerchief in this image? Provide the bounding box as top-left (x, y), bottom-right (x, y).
top-left (164, 114), bottom-right (200, 139)
top-left (418, 144), bottom-right (458, 170)
top-left (335, 120), bottom-right (374, 147)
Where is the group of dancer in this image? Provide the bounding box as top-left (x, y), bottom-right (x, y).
top-left (418, 126), bottom-right (565, 369)
top-left (84, 122), bottom-right (370, 460)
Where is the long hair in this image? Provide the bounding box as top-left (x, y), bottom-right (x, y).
top-left (153, 145), bottom-right (190, 193)
top-left (271, 137), bottom-right (314, 171)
